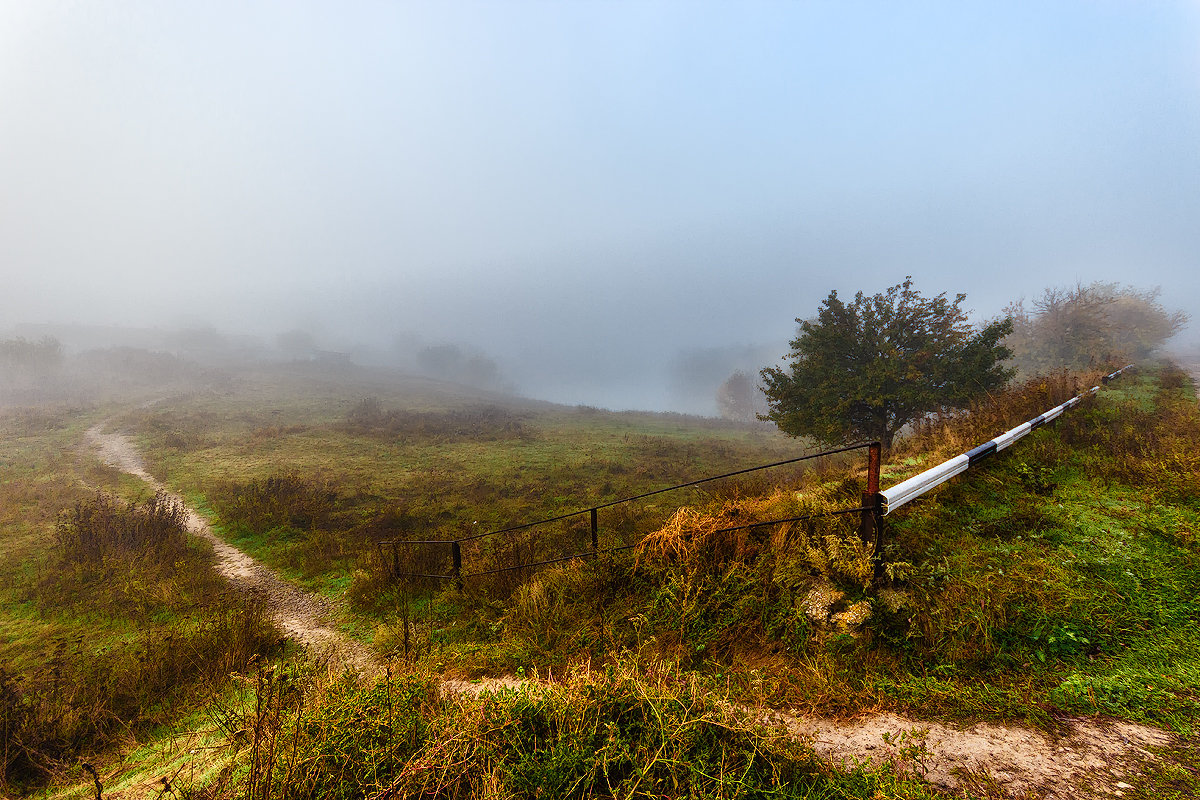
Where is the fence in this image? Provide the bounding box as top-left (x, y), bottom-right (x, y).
top-left (379, 441), bottom-right (882, 592)
top-left (877, 364), bottom-right (1134, 515)
top-left (380, 364), bottom-right (1135, 593)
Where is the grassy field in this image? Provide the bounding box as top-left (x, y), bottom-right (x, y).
top-left (3, 359), bottom-right (1199, 797)
top-left (113, 365), bottom-right (811, 605)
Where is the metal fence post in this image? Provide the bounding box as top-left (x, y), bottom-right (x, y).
top-left (451, 541), bottom-right (462, 589)
top-left (590, 508), bottom-right (598, 555)
top-left (859, 441), bottom-right (881, 551)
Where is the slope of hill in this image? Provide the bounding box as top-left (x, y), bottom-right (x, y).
top-left (3, 361), bottom-right (1198, 798)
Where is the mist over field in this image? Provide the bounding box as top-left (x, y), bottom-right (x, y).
top-left (2, 1), bottom-right (1198, 412)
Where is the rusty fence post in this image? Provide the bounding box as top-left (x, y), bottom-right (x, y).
top-left (859, 441), bottom-right (882, 556)
top-left (590, 508), bottom-right (599, 555)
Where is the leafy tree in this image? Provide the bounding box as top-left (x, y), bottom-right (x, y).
top-left (760, 278), bottom-right (1013, 449)
top-left (1005, 283), bottom-right (1188, 377)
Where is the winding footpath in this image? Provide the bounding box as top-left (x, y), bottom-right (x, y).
top-left (86, 423), bottom-right (375, 673)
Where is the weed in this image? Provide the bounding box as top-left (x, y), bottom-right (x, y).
top-left (224, 657), bottom-right (947, 800)
top-left (0, 469), bottom-right (281, 790)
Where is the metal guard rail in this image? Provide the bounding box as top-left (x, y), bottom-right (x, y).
top-left (878, 364), bottom-right (1134, 515)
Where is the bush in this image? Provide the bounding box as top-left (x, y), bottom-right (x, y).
top-left (5, 492), bottom-right (284, 789)
top-left (216, 474), bottom-right (340, 535)
top-left (55, 490), bottom-right (190, 564)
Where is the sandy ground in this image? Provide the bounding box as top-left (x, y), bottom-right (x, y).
top-left (765, 709), bottom-right (1172, 798)
top-left (85, 423), bottom-right (1181, 799)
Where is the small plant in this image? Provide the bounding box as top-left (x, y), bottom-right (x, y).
top-left (881, 727), bottom-right (933, 780)
top-left (1013, 461), bottom-right (1055, 494)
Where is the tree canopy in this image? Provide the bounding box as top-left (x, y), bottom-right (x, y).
top-left (1004, 283), bottom-right (1188, 377)
top-left (760, 279), bottom-right (1013, 449)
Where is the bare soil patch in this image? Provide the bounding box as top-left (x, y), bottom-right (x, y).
top-left (764, 708), bottom-right (1174, 799)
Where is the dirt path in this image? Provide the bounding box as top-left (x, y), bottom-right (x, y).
top-left (1183, 359), bottom-right (1200, 390)
top-left (86, 423), bottom-right (375, 673)
top-left (766, 709), bottom-right (1173, 798)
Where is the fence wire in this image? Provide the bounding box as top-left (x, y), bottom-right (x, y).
top-left (379, 441), bottom-right (876, 592)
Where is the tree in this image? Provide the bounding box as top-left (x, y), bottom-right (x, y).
top-left (716, 370), bottom-right (758, 422)
top-left (0, 336), bottom-right (62, 375)
top-left (416, 343), bottom-right (504, 389)
top-left (1004, 283), bottom-right (1188, 377)
top-left (760, 278), bottom-right (1013, 449)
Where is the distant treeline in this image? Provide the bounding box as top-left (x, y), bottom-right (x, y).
top-left (0, 336), bottom-right (62, 374)
top-left (711, 281), bottom-right (1189, 423)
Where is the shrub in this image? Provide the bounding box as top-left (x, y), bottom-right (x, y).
top-left (216, 475), bottom-right (340, 535)
top-left (55, 491), bottom-right (190, 564)
top-left (5, 492), bottom-right (284, 789)
top-left (1, 601), bottom-right (278, 788)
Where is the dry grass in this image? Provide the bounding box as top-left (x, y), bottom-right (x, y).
top-left (898, 369), bottom-right (1102, 466)
top-left (190, 656), bottom-right (945, 800)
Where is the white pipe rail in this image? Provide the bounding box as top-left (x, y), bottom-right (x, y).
top-left (879, 365), bottom-right (1133, 515)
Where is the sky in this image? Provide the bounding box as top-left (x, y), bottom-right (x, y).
top-left (2, 1), bottom-right (1198, 411)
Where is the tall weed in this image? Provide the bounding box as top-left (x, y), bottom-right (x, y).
top-left (225, 658), bottom-right (942, 800)
top-left (1, 602), bottom-right (277, 788)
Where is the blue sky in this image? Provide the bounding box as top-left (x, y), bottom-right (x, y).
top-left (2, 1), bottom-right (1198, 409)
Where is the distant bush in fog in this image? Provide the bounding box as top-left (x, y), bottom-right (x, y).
top-left (344, 398), bottom-right (529, 442)
top-left (416, 343), bottom-right (504, 389)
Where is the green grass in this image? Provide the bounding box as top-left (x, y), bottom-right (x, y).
top-left (865, 370), bottom-right (1200, 731)
top-left (125, 362), bottom-right (1200, 737)
top-left (7, 359), bottom-right (1200, 797)
top-left (118, 373), bottom-right (806, 607)
top-left (1120, 741), bottom-right (1200, 800)
top-left (206, 656), bottom-right (953, 800)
